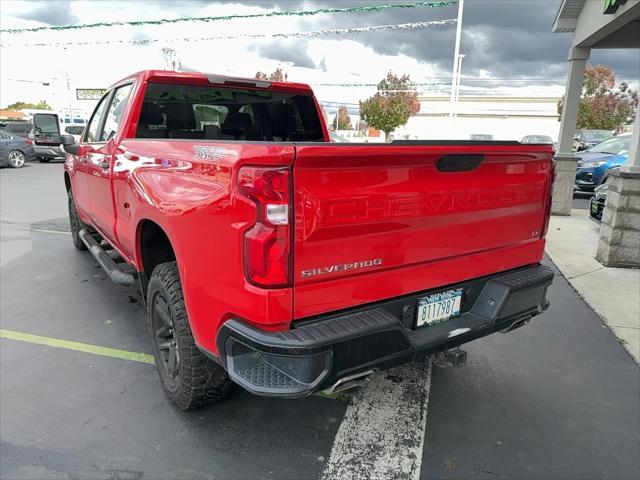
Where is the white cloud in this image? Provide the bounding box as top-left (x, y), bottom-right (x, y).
top-left (0, 0), bottom-right (587, 114)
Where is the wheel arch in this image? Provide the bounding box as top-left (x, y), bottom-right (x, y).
top-left (601, 166), bottom-right (620, 184)
top-left (137, 218), bottom-right (177, 279)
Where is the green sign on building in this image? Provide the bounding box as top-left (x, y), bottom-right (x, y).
top-left (76, 88), bottom-right (107, 100)
top-left (604, 0), bottom-right (627, 14)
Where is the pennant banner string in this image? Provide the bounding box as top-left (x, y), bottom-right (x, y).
top-left (1, 19), bottom-right (457, 48)
top-left (1, 1), bottom-right (458, 34)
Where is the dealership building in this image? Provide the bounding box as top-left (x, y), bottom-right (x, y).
top-left (398, 95), bottom-right (561, 141)
top-left (553, 0), bottom-right (640, 267)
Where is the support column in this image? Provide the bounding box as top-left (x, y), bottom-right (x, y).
top-left (625, 104), bottom-right (640, 172)
top-left (552, 47), bottom-right (590, 216)
top-left (596, 108), bottom-right (640, 267)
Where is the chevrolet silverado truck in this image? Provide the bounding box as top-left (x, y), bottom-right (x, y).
top-left (33, 70), bottom-right (555, 410)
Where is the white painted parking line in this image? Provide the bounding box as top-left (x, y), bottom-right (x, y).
top-left (321, 358), bottom-right (432, 480)
top-left (0, 220), bottom-right (70, 235)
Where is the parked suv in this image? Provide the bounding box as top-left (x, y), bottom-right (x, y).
top-left (28, 117), bottom-right (65, 162)
top-left (573, 129), bottom-right (613, 151)
top-left (575, 135), bottom-right (631, 192)
top-left (0, 121), bottom-right (33, 138)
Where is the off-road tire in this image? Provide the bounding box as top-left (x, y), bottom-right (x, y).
top-left (68, 191), bottom-right (87, 251)
top-left (147, 261), bottom-right (232, 410)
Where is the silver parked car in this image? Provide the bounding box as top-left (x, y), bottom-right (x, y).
top-left (521, 135), bottom-right (554, 144)
top-left (0, 130), bottom-right (36, 168)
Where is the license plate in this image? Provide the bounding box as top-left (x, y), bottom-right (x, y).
top-left (416, 288), bottom-right (463, 327)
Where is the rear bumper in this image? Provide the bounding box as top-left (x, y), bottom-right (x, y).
top-left (216, 264), bottom-right (554, 398)
top-left (34, 145), bottom-right (64, 158)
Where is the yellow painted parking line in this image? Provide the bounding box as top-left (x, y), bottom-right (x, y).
top-left (0, 328), bottom-right (155, 365)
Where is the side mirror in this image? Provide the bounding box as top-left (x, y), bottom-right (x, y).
top-left (61, 134), bottom-right (81, 155)
top-left (32, 113), bottom-right (61, 146)
top-left (61, 134), bottom-right (75, 146)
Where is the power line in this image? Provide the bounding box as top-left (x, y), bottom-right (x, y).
top-left (0, 1), bottom-right (457, 34)
top-left (2, 77), bottom-right (51, 85)
top-left (313, 82), bottom-right (450, 87)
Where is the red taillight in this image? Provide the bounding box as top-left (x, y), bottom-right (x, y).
top-left (238, 166), bottom-right (291, 287)
top-left (541, 160), bottom-right (556, 238)
top-left (25, 138), bottom-right (33, 145)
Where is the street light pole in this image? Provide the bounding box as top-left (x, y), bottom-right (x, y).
top-left (449, 0), bottom-right (464, 119)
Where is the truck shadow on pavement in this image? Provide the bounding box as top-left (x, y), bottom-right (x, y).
top-left (0, 225), bottom-right (346, 480)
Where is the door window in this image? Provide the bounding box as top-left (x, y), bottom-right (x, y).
top-left (101, 84), bottom-right (133, 142)
top-left (84, 94), bottom-right (110, 143)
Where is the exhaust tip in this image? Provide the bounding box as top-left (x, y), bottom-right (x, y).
top-left (322, 369), bottom-right (376, 395)
top-left (500, 317), bottom-right (531, 334)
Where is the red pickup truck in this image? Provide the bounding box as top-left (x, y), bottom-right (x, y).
top-left (33, 70), bottom-right (555, 409)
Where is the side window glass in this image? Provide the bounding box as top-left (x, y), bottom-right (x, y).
top-left (101, 84), bottom-right (133, 142)
top-left (84, 94), bottom-right (110, 143)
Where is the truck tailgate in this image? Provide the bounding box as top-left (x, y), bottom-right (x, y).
top-left (292, 143), bottom-right (554, 319)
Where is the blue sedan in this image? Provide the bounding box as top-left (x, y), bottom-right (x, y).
top-left (574, 134), bottom-right (631, 192)
top-left (0, 130), bottom-right (36, 168)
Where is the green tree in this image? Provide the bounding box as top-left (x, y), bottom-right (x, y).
top-left (255, 68), bottom-right (287, 82)
top-left (557, 64), bottom-right (638, 133)
top-left (359, 72), bottom-right (420, 140)
top-left (332, 106), bottom-right (352, 130)
top-left (6, 100), bottom-right (52, 110)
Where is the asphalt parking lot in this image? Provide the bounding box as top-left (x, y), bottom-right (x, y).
top-left (572, 191), bottom-right (592, 210)
top-left (1, 161), bottom-right (639, 480)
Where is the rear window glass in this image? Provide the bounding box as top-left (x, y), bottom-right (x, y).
top-left (65, 126), bottom-right (85, 135)
top-left (6, 123), bottom-right (31, 134)
top-left (136, 83), bottom-right (324, 142)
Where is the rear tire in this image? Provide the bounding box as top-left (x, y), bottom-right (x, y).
top-left (147, 261), bottom-right (232, 410)
top-left (68, 191), bottom-right (87, 251)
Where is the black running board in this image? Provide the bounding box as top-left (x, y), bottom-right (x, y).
top-left (78, 229), bottom-right (136, 286)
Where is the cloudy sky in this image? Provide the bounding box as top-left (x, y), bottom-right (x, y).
top-left (0, 0), bottom-right (638, 114)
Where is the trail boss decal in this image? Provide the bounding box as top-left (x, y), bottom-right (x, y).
top-left (301, 259), bottom-right (383, 278)
top-left (193, 145), bottom-right (238, 161)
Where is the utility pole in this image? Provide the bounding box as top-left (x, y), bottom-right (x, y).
top-left (453, 53), bottom-right (465, 117)
top-left (161, 47), bottom-right (182, 71)
top-left (63, 47), bottom-right (73, 122)
top-left (449, 0), bottom-right (464, 119)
